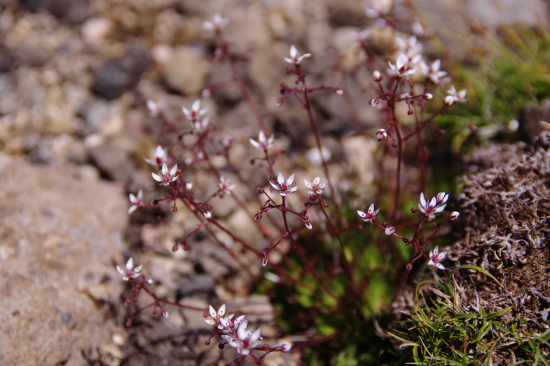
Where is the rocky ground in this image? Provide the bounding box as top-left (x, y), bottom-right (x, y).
top-left (1, 0), bottom-right (549, 365)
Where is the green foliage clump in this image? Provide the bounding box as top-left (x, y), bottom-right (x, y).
top-left (391, 266), bottom-right (550, 365)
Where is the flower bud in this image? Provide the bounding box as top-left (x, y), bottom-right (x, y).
top-left (204, 211), bottom-right (211, 219)
top-left (370, 98), bottom-right (380, 106)
top-left (450, 211), bottom-right (460, 221)
top-left (373, 70), bottom-right (383, 81)
top-left (257, 187), bottom-right (264, 194)
top-left (334, 88), bottom-right (344, 95)
top-left (262, 256), bottom-right (268, 266)
top-left (162, 310), bottom-right (169, 318)
top-left (407, 110), bottom-right (413, 115)
top-left (172, 244), bottom-right (179, 252)
top-left (305, 221), bottom-right (313, 230)
top-left (385, 226), bottom-right (396, 236)
top-left (255, 213), bottom-right (263, 221)
top-left (444, 95), bottom-right (454, 106)
top-left (275, 98), bottom-right (284, 107)
top-left (281, 341), bottom-right (292, 352)
top-left (423, 93), bottom-right (433, 100)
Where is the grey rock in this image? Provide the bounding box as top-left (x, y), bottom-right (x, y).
top-left (0, 152), bottom-right (127, 365)
top-left (162, 45), bottom-right (208, 96)
top-left (20, 0), bottom-right (90, 24)
top-left (93, 42), bottom-right (150, 100)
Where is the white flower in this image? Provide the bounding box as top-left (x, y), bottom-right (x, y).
top-left (249, 131), bottom-right (274, 150)
top-left (152, 163), bottom-right (179, 186)
top-left (304, 177), bottom-right (328, 195)
top-left (420, 59), bottom-right (448, 85)
top-left (376, 129), bottom-right (388, 141)
top-left (449, 211), bottom-right (460, 221)
top-left (418, 192), bottom-right (448, 220)
top-left (128, 189), bottom-right (143, 214)
top-left (146, 99), bottom-right (163, 117)
top-left (219, 176), bottom-right (236, 195)
top-left (205, 304), bottom-right (229, 330)
top-left (203, 13), bottom-right (229, 31)
top-left (182, 99), bottom-right (208, 122)
top-left (192, 115), bottom-right (210, 133)
top-left (357, 204), bottom-right (380, 224)
top-left (412, 20), bottom-right (432, 38)
top-left (428, 246), bottom-right (448, 270)
top-left (396, 35), bottom-right (423, 59)
top-left (270, 172), bottom-right (298, 196)
top-left (284, 45), bottom-right (312, 65)
top-left (144, 145), bottom-right (168, 167)
top-left (444, 86), bottom-right (468, 106)
top-left (385, 226), bottom-right (396, 235)
top-left (388, 52), bottom-right (418, 77)
top-left (116, 257), bottom-right (143, 281)
top-left (221, 320), bottom-right (263, 355)
top-left (365, 0), bottom-right (392, 18)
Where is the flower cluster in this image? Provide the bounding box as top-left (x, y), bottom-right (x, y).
top-left (205, 304), bottom-right (269, 356)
